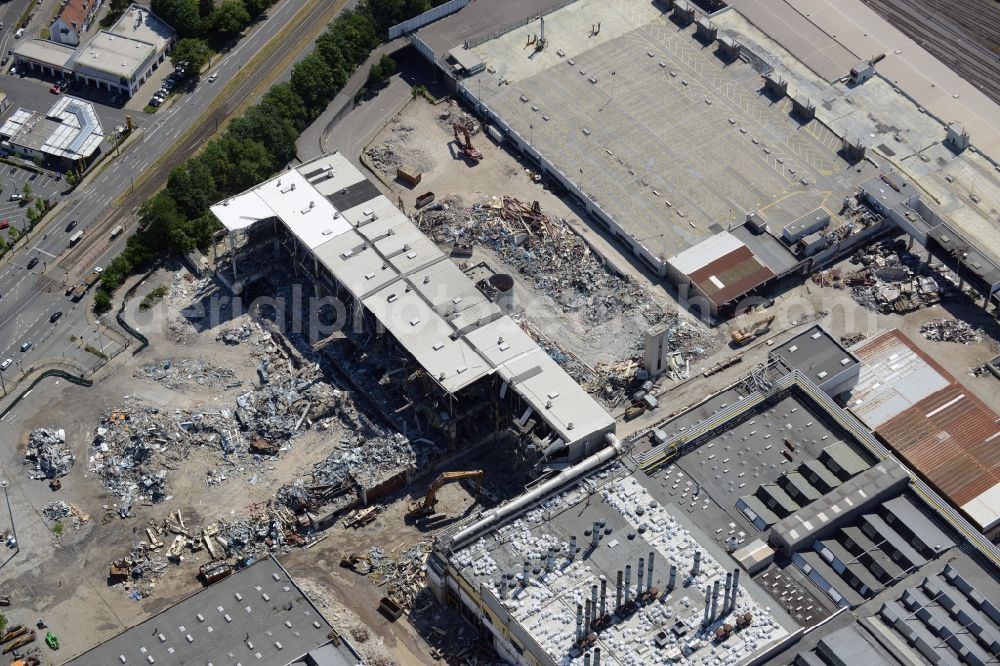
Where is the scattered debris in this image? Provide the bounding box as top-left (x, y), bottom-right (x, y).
top-left (813, 239), bottom-right (956, 313)
top-left (41, 501), bottom-right (90, 528)
top-left (840, 332), bottom-right (868, 347)
top-left (920, 319), bottom-right (982, 344)
top-left (217, 324), bottom-right (253, 345)
top-left (138, 358), bottom-right (242, 391)
top-left (26, 429), bottom-right (74, 480)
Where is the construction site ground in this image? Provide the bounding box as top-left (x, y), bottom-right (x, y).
top-left (0, 266), bottom-right (494, 666)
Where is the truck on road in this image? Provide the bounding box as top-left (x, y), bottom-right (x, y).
top-left (70, 267), bottom-right (102, 301)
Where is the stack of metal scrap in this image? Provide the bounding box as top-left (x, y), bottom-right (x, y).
top-left (366, 541), bottom-right (431, 608)
top-left (26, 428), bottom-right (74, 479)
top-left (816, 239), bottom-right (955, 313)
top-left (138, 358), bottom-right (243, 391)
top-left (919, 319), bottom-right (982, 344)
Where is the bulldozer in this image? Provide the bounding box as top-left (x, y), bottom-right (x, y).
top-left (730, 315), bottom-right (775, 346)
top-left (407, 470), bottom-right (484, 517)
top-left (452, 123), bottom-right (483, 162)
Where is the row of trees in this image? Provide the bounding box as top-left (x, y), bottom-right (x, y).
top-left (152, 0), bottom-right (270, 41)
top-left (95, 0), bottom-right (444, 312)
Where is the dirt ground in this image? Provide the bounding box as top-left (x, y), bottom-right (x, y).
top-left (0, 267), bottom-right (488, 666)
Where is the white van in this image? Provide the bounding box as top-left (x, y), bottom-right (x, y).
top-left (14, 28), bottom-right (24, 39)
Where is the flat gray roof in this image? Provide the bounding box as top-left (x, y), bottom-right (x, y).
top-left (770, 325), bottom-right (859, 389)
top-left (74, 30), bottom-right (154, 78)
top-left (65, 556), bottom-right (345, 666)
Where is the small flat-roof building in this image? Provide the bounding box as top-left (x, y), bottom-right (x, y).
top-left (65, 555), bottom-right (362, 666)
top-left (0, 95), bottom-right (104, 167)
top-left (665, 231), bottom-right (776, 322)
top-left (11, 39), bottom-right (77, 79)
top-left (769, 325), bottom-right (860, 397)
top-left (72, 4), bottom-right (175, 97)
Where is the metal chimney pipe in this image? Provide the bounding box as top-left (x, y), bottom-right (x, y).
top-left (702, 585), bottom-right (712, 625)
top-left (569, 535), bottom-right (577, 560)
top-left (499, 576), bottom-right (507, 600)
top-left (637, 557), bottom-right (645, 599)
top-left (599, 576), bottom-right (607, 618)
top-left (584, 598), bottom-right (592, 634)
top-left (615, 570), bottom-right (623, 611)
top-left (546, 547), bottom-right (555, 573)
top-left (583, 652), bottom-right (590, 666)
top-left (576, 603), bottom-right (584, 641)
top-left (624, 565), bottom-right (632, 605)
top-left (692, 549), bottom-right (701, 577)
top-left (540, 16), bottom-right (545, 43)
top-left (647, 552), bottom-right (655, 593)
top-left (724, 572), bottom-right (733, 612)
top-left (711, 580), bottom-right (721, 620)
top-left (732, 569), bottom-right (741, 608)
top-left (669, 564), bottom-right (677, 590)
top-left (591, 521), bottom-right (600, 548)
top-left (591, 584), bottom-right (598, 621)
top-left (522, 561), bottom-right (530, 587)
top-left (594, 647), bottom-right (601, 666)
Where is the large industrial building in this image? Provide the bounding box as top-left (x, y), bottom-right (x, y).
top-left (0, 95), bottom-right (104, 167)
top-left (211, 152), bottom-right (615, 468)
top-left (65, 555), bottom-right (362, 665)
top-left (429, 344), bottom-right (1000, 666)
top-left (399, 0), bottom-right (1000, 321)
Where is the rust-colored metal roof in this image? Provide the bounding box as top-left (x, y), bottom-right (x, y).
top-left (687, 245), bottom-right (775, 307)
top-left (853, 329), bottom-right (1000, 508)
top-left (57, 0), bottom-right (92, 34)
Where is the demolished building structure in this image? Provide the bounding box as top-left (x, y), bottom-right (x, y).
top-left (210, 152), bottom-right (615, 467)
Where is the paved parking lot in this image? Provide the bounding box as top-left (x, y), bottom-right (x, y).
top-left (0, 163), bottom-right (67, 242)
top-left (1, 72), bottom-right (137, 135)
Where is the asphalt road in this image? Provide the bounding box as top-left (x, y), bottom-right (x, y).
top-left (0, 0), bottom-right (327, 397)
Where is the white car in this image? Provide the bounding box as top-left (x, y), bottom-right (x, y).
top-left (0, 358), bottom-right (11, 371)
top-left (207, 72), bottom-right (218, 82)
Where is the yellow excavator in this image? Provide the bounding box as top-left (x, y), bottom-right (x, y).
top-left (731, 315), bottom-right (775, 346)
top-left (407, 470), bottom-right (484, 517)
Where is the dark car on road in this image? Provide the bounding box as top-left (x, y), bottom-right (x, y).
top-left (26, 256), bottom-right (38, 269)
top-left (50, 311), bottom-right (63, 323)
top-left (65, 220), bottom-right (77, 232)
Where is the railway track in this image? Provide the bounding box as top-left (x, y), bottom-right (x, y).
top-left (58, 0), bottom-right (339, 278)
top-left (863, 0), bottom-right (1000, 104)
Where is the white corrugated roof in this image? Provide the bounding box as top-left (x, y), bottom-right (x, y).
top-left (666, 230), bottom-right (745, 276)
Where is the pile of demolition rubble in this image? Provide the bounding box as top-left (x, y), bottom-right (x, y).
top-left (277, 428), bottom-right (428, 516)
top-left (138, 358), bottom-right (242, 391)
top-left (107, 506), bottom-right (310, 599)
top-left (26, 428), bottom-right (74, 480)
top-left (365, 541), bottom-right (430, 609)
top-left (217, 324), bottom-right (253, 345)
top-left (42, 501), bottom-right (90, 528)
top-left (813, 239), bottom-right (955, 313)
top-left (365, 119), bottom-right (433, 177)
top-left (91, 350), bottom-right (353, 510)
top-left (920, 319), bottom-right (982, 344)
top-left (419, 195), bottom-right (712, 363)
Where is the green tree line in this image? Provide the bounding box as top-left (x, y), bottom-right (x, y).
top-left (95, 0), bottom-right (443, 313)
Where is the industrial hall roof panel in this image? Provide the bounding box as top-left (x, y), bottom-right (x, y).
top-left (687, 244), bottom-right (775, 307)
top-left (409, 259), bottom-right (499, 333)
top-left (312, 231), bottom-right (402, 300)
top-left (362, 280), bottom-right (490, 394)
top-left (851, 329), bottom-right (1000, 532)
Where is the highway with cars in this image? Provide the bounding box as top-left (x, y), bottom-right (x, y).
top-left (0, 0), bottom-right (337, 398)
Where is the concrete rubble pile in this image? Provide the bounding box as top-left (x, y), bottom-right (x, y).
top-left (277, 429), bottom-right (425, 515)
top-left (365, 119), bottom-right (432, 176)
top-left (365, 541), bottom-right (431, 608)
top-left (217, 324), bottom-right (253, 345)
top-left (90, 361), bottom-right (349, 507)
top-left (26, 428), bottom-right (74, 479)
top-left (435, 102), bottom-right (479, 134)
top-left (138, 358), bottom-right (242, 391)
top-left (814, 239), bottom-right (954, 313)
top-left (420, 195), bottom-right (711, 368)
top-left (919, 319), bottom-right (982, 344)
